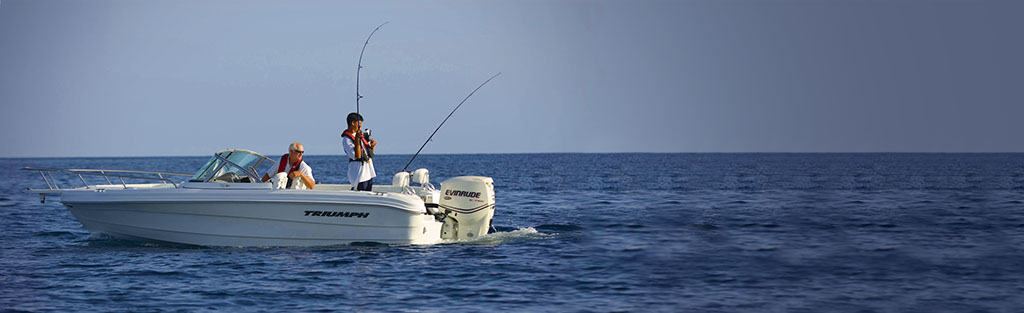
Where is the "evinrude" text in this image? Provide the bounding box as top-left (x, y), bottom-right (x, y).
top-left (445, 189), bottom-right (481, 199)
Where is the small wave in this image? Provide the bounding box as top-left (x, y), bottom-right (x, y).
top-left (0, 198), bottom-right (18, 207)
top-left (58, 263), bottom-right (107, 268)
top-left (869, 246), bottom-right (898, 252)
top-left (604, 223), bottom-right (645, 230)
top-left (347, 241), bottom-right (390, 247)
top-left (35, 231), bottom-right (81, 237)
top-left (188, 290), bottom-right (233, 298)
top-left (117, 269), bottom-right (190, 277)
top-left (535, 224), bottom-right (583, 231)
top-left (492, 226), bottom-right (520, 232)
top-left (232, 299), bottom-right (258, 306)
top-left (318, 259), bottom-right (355, 266)
top-left (691, 223), bottom-right (719, 230)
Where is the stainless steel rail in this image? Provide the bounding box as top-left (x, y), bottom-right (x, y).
top-left (22, 167), bottom-right (193, 190)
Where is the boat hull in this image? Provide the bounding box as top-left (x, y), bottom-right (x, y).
top-left (61, 188), bottom-right (444, 246)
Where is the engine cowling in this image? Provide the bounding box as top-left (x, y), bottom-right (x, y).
top-left (439, 176), bottom-right (495, 240)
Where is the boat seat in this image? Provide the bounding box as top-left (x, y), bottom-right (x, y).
top-left (212, 173), bottom-right (240, 183)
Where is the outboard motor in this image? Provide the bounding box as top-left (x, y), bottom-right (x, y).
top-left (439, 176), bottom-right (495, 240)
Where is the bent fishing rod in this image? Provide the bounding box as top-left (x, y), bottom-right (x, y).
top-left (403, 72), bottom-right (502, 172)
top-left (356, 22), bottom-right (388, 114)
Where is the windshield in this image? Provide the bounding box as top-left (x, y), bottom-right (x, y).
top-left (190, 150), bottom-right (273, 183)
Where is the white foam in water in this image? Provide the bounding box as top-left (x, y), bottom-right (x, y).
top-left (443, 227), bottom-right (553, 245)
top-left (486, 227), bottom-right (545, 240)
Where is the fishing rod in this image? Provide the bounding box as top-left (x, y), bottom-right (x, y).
top-left (356, 22), bottom-right (388, 114)
top-left (403, 72), bottom-right (502, 172)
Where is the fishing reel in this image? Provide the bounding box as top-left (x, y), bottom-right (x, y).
top-left (363, 129), bottom-right (371, 140)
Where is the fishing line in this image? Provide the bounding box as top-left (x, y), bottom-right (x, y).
top-left (403, 72), bottom-right (502, 172)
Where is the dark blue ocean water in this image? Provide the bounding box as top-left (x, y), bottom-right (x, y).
top-left (2, 153), bottom-right (1024, 312)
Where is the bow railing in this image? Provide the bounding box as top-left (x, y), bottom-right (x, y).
top-left (22, 167), bottom-right (193, 190)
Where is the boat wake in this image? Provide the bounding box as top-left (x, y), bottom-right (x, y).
top-left (447, 226), bottom-right (559, 246)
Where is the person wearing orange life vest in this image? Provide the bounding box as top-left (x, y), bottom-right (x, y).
top-left (260, 142), bottom-right (315, 189)
top-left (341, 112), bottom-right (376, 191)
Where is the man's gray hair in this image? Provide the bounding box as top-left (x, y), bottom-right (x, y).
top-left (289, 142), bottom-right (301, 152)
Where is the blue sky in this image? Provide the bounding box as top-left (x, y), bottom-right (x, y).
top-left (2, 0), bottom-right (1022, 157)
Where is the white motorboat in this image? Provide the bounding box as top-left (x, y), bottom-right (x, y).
top-left (24, 149), bottom-right (496, 246)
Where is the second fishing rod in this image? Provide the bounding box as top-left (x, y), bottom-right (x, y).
top-left (348, 23), bottom-right (501, 173)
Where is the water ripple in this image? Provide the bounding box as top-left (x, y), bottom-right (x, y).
top-left (2, 154), bottom-right (1024, 312)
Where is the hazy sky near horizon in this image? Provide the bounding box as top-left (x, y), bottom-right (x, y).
top-left (2, 0), bottom-right (1022, 157)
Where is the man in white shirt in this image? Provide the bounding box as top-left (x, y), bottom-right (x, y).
top-left (261, 142), bottom-right (315, 189)
top-left (341, 113), bottom-right (376, 191)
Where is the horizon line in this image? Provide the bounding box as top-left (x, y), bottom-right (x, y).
top-left (4, 151), bottom-right (1024, 159)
